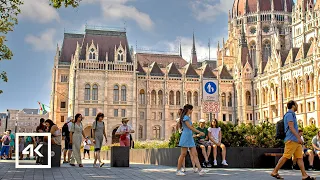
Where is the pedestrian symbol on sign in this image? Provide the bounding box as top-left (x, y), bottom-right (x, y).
top-left (205, 82), bottom-right (217, 94)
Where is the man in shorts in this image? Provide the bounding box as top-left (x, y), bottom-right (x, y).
top-left (292, 129), bottom-right (314, 170)
top-left (271, 101), bottom-right (314, 180)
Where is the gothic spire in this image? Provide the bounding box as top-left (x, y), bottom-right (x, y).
top-left (191, 32), bottom-right (198, 65)
top-left (179, 41), bottom-right (182, 57)
top-left (239, 23), bottom-right (247, 47)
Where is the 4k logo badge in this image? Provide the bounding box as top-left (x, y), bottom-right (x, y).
top-left (15, 133), bottom-right (51, 168)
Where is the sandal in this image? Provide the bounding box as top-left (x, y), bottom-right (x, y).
top-left (69, 164), bottom-right (75, 166)
top-left (79, 164), bottom-right (83, 167)
top-left (302, 176), bottom-right (316, 180)
top-left (100, 163), bottom-right (105, 167)
top-left (271, 173), bottom-right (284, 179)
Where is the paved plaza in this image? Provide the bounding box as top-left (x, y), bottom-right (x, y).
top-left (0, 159), bottom-right (319, 180)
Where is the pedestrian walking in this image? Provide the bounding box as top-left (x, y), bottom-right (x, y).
top-left (8, 130), bottom-right (14, 160)
top-left (116, 118), bottom-right (135, 147)
top-left (62, 117), bottom-right (73, 163)
top-left (69, 113), bottom-right (86, 167)
top-left (0, 131), bottom-right (11, 160)
top-left (83, 137), bottom-right (91, 160)
top-left (271, 100), bottom-right (315, 180)
top-left (92, 113), bottom-right (107, 167)
top-left (176, 104), bottom-right (206, 176)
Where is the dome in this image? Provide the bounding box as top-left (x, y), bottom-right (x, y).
top-left (232, 0), bottom-right (293, 17)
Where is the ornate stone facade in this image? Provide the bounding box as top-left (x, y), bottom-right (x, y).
top-left (50, 28), bottom-right (224, 143)
top-left (217, 0), bottom-right (320, 126)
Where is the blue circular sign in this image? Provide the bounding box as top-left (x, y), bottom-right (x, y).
top-left (205, 82), bottom-right (217, 94)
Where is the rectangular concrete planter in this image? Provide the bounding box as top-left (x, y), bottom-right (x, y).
top-left (110, 146), bottom-right (129, 167)
top-left (105, 147), bottom-right (302, 169)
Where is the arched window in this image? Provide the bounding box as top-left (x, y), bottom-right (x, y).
top-left (193, 92), bottom-right (198, 106)
top-left (263, 41), bottom-right (271, 61)
top-left (246, 91), bottom-right (251, 106)
top-left (310, 73), bottom-right (314, 93)
top-left (138, 125), bottom-right (143, 140)
top-left (176, 91), bottom-right (181, 105)
top-left (121, 85), bottom-right (126, 101)
top-left (92, 84), bottom-right (98, 100)
top-left (151, 90), bottom-right (157, 105)
top-left (139, 89), bottom-right (145, 105)
top-left (169, 91), bottom-right (174, 105)
top-left (118, 49), bottom-right (124, 61)
top-left (249, 41), bottom-right (256, 63)
top-left (187, 91), bottom-right (192, 104)
top-left (306, 75), bottom-right (310, 94)
top-left (228, 92), bottom-right (232, 107)
top-left (89, 48), bottom-right (96, 60)
top-left (221, 93), bottom-right (226, 107)
top-left (283, 82), bottom-right (287, 98)
top-left (158, 90), bottom-right (163, 105)
top-left (294, 78), bottom-right (298, 96)
top-left (309, 118), bottom-right (315, 125)
top-left (153, 126), bottom-right (161, 140)
top-left (85, 84), bottom-right (91, 100)
top-left (113, 85), bottom-right (119, 102)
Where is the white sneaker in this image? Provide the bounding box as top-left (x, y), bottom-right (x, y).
top-left (176, 170), bottom-right (186, 176)
top-left (193, 168), bottom-right (198, 173)
top-left (198, 169), bottom-right (206, 176)
top-left (181, 168), bottom-right (186, 172)
top-left (213, 160), bottom-right (218, 166)
top-left (222, 160), bottom-right (228, 166)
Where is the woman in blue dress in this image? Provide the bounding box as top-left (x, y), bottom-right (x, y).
top-left (176, 104), bottom-right (206, 176)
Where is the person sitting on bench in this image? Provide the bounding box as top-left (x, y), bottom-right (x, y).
top-left (293, 129), bottom-right (314, 170)
top-left (193, 119), bottom-right (211, 168)
top-left (312, 130), bottom-right (320, 160)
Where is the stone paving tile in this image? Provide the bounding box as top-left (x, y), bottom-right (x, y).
top-left (1, 159), bottom-right (320, 180)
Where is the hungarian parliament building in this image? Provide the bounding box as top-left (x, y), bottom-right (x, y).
top-left (50, 0), bottom-right (320, 142)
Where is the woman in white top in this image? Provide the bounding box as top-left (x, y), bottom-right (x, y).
top-left (208, 119), bottom-right (228, 166)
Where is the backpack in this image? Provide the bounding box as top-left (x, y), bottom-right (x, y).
top-left (62, 123), bottom-right (70, 137)
top-left (276, 112), bottom-right (291, 140)
top-left (26, 136), bottom-right (32, 143)
top-left (3, 136), bottom-right (10, 145)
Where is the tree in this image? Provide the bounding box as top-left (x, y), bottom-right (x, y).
top-left (0, 0), bottom-right (81, 94)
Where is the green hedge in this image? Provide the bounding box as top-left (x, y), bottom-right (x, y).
top-left (169, 121), bottom-right (319, 149)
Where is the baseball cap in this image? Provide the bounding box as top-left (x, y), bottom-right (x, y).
top-left (199, 119), bottom-right (206, 123)
top-left (67, 116), bottom-right (73, 122)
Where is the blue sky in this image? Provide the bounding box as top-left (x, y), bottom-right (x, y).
top-left (0, 0), bottom-right (296, 112)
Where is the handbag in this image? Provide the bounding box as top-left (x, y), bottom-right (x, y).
top-left (120, 134), bottom-right (127, 140)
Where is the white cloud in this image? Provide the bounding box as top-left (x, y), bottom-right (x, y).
top-left (83, 0), bottom-right (154, 31)
top-left (25, 29), bottom-right (57, 51)
top-left (20, 0), bottom-right (60, 23)
top-left (142, 36), bottom-right (218, 62)
top-left (190, 0), bottom-right (234, 22)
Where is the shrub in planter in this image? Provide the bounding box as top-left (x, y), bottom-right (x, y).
top-left (168, 121), bottom-right (318, 148)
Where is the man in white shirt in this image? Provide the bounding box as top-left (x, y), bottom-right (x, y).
top-left (83, 137), bottom-right (91, 159)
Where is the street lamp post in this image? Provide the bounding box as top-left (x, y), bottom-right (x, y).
top-left (5, 110), bottom-right (9, 132)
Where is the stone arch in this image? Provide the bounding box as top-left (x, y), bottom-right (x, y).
top-left (111, 124), bottom-right (122, 144)
top-left (309, 118), bottom-right (315, 126)
top-left (83, 125), bottom-right (92, 138)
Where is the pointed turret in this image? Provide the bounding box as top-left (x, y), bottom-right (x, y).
top-left (191, 32), bottom-right (198, 65)
top-left (257, 0), bottom-right (260, 12)
top-left (239, 23), bottom-right (247, 47)
top-left (284, 0), bottom-right (287, 12)
top-left (179, 42), bottom-right (182, 57)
